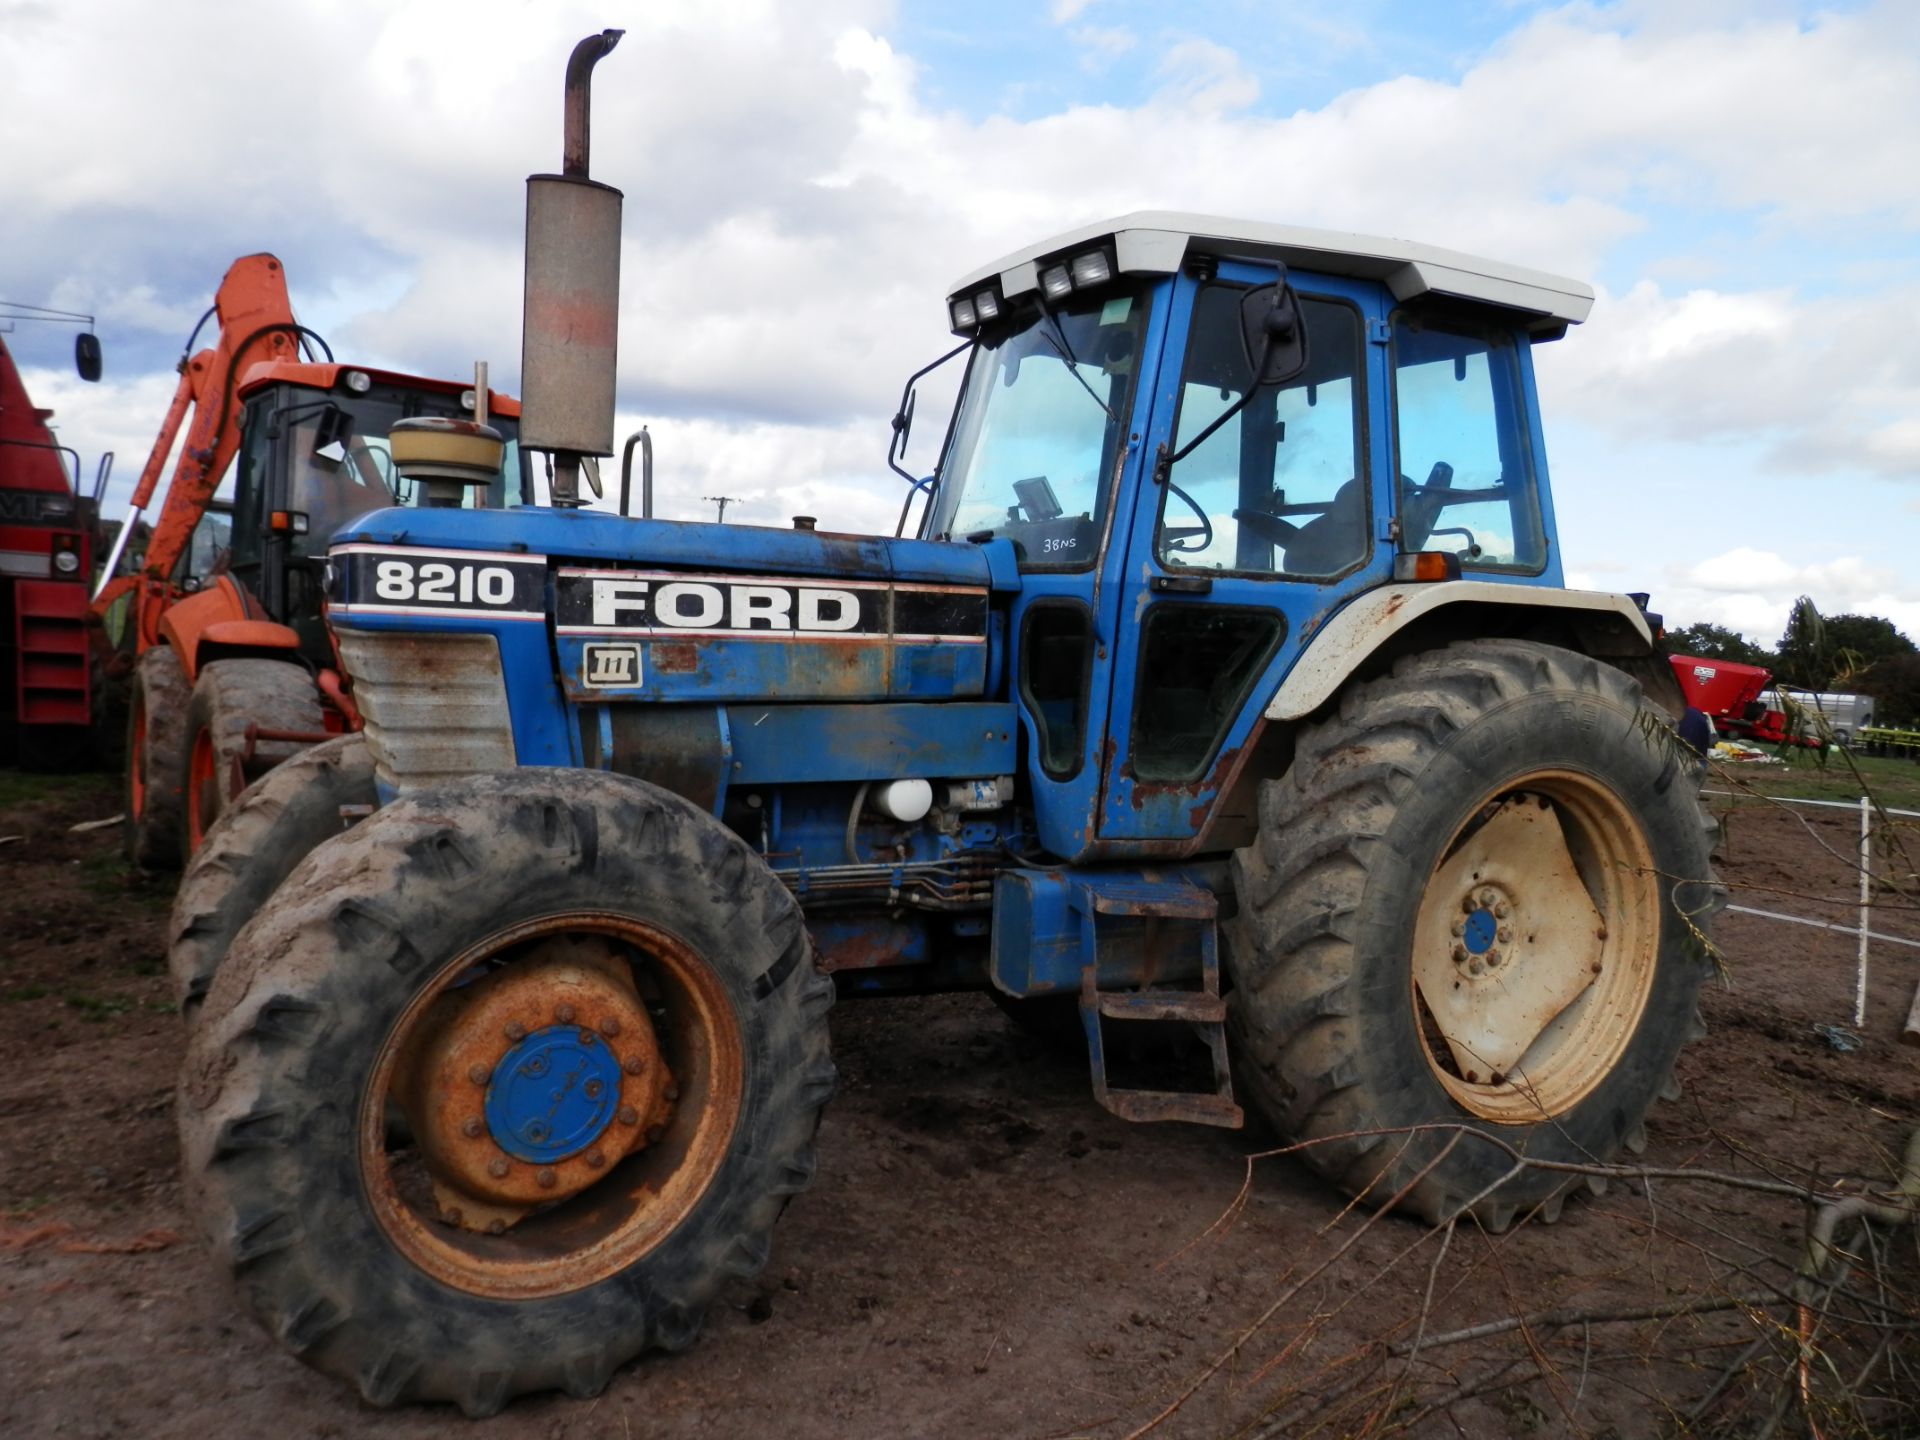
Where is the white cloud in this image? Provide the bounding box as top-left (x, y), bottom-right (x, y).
top-left (1539, 279), bottom-right (1920, 482)
top-left (1069, 24), bottom-right (1137, 66)
top-left (1660, 549), bottom-right (1920, 645)
top-left (4, 0), bottom-right (1917, 644)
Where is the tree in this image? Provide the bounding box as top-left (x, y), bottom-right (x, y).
top-left (1773, 596), bottom-right (1830, 688)
top-left (1822, 613), bottom-right (1916, 679)
top-left (1664, 621), bottom-right (1770, 667)
top-left (1862, 652), bottom-right (1920, 727)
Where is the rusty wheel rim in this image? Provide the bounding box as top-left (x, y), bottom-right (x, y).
top-left (186, 727), bottom-right (217, 848)
top-left (360, 913), bottom-right (743, 1299)
top-left (1410, 769), bottom-right (1659, 1124)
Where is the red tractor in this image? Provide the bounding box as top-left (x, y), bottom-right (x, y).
top-left (0, 322), bottom-right (108, 767)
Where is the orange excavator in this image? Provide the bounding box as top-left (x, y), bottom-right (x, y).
top-left (95, 254), bottom-right (524, 867)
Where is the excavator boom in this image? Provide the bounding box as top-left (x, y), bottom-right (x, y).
top-left (93, 254), bottom-right (302, 638)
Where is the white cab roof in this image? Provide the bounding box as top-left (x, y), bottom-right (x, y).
top-left (949, 211), bottom-right (1593, 332)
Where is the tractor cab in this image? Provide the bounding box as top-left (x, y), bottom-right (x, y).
top-left (906, 213), bottom-right (1591, 858)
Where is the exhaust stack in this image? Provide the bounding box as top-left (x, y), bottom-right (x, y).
top-left (520, 28), bottom-right (624, 508)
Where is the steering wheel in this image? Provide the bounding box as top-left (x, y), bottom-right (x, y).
top-left (1161, 480), bottom-right (1214, 552)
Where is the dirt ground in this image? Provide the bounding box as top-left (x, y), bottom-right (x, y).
top-left (1, 768), bottom-right (1916, 1438)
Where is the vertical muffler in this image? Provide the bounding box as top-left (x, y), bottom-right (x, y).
top-left (520, 28), bottom-right (624, 508)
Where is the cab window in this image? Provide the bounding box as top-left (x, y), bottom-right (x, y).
top-left (932, 286), bottom-right (1150, 570)
top-left (1391, 311), bottom-right (1544, 571)
top-left (1156, 287), bottom-right (1368, 579)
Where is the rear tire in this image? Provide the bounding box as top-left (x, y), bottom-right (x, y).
top-left (1228, 640), bottom-right (1719, 1229)
top-left (124, 645), bottom-right (189, 870)
top-left (179, 768), bottom-right (835, 1414)
top-left (167, 733), bottom-right (375, 1023)
top-left (179, 658), bottom-right (326, 856)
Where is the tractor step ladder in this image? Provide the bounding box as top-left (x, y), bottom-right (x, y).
top-left (1070, 878), bottom-right (1243, 1129)
top-left (13, 581), bottom-right (90, 727)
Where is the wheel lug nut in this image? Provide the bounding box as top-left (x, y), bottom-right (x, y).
top-left (555, 1004), bottom-right (576, 1024)
top-left (1451, 942), bottom-right (1468, 962)
top-left (618, 1106), bottom-right (639, 1126)
top-left (535, 1167), bottom-right (557, 1190)
top-left (443, 1206), bottom-right (463, 1225)
top-left (1450, 917), bottom-right (1465, 937)
top-left (487, 1218), bottom-right (506, 1236)
top-left (468, 1063), bottom-right (491, 1085)
top-left (585, 1151), bottom-right (605, 1170)
top-left (504, 1021), bottom-right (527, 1042)
top-left (461, 1117), bottom-right (483, 1139)
top-left (598, 1017), bottom-right (621, 1038)
top-left (1462, 895), bottom-right (1478, 914)
top-left (487, 1157), bottom-right (510, 1178)
top-left (1494, 902), bottom-right (1511, 919)
top-left (623, 1055), bottom-right (646, 1075)
top-left (1497, 925), bottom-right (1513, 944)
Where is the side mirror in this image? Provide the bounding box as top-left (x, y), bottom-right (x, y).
top-left (1240, 273), bottom-right (1309, 387)
top-left (74, 333), bottom-right (102, 382)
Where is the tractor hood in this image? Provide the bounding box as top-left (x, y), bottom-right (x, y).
top-left (327, 505), bottom-right (1022, 704)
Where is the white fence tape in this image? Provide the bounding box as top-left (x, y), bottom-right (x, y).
top-left (1701, 789), bottom-right (1920, 819)
top-left (1724, 903), bottom-right (1920, 953)
top-left (1703, 789), bottom-right (1919, 1023)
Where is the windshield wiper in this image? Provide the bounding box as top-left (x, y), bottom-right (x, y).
top-left (1035, 303), bottom-right (1114, 421)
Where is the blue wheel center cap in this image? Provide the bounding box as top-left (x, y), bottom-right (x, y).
top-left (1462, 908), bottom-right (1498, 955)
top-left (484, 1024), bottom-right (622, 1163)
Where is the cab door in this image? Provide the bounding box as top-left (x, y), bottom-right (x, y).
top-left (1095, 262), bottom-right (1393, 845)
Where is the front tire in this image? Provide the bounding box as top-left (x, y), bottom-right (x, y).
top-left (179, 658), bottom-right (326, 856)
top-left (167, 733), bottom-right (376, 1023)
top-left (124, 645), bottom-right (189, 870)
top-left (1228, 640), bottom-right (1719, 1229)
top-left (179, 768), bottom-right (835, 1414)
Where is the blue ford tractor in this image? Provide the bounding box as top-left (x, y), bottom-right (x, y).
top-left (171, 32), bottom-right (1718, 1415)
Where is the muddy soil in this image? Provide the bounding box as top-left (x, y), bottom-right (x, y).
top-left (1, 772), bottom-right (1915, 1438)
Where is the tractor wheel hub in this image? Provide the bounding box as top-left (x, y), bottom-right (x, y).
top-left (485, 1024), bottom-right (625, 1163)
top-left (395, 938), bottom-right (676, 1230)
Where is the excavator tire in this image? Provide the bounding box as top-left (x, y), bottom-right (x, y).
top-left (1228, 639), bottom-right (1721, 1231)
top-left (179, 658), bottom-right (326, 857)
top-left (124, 645), bottom-right (190, 870)
top-left (168, 733), bottom-right (375, 1024)
top-left (178, 768), bottom-right (836, 1414)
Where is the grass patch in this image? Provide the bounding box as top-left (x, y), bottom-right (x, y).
top-left (3, 984), bottom-right (50, 1002)
top-left (0, 768), bottom-right (113, 813)
top-left (76, 851), bottom-right (172, 908)
top-left (1717, 749), bottom-right (1920, 812)
top-left (64, 992), bottom-right (136, 1022)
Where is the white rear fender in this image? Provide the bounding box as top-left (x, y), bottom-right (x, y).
top-left (1266, 583), bottom-right (1654, 722)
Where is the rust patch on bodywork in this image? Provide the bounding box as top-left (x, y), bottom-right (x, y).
top-left (814, 920), bottom-right (921, 972)
top-left (650, 642), bottom-right (698, 674)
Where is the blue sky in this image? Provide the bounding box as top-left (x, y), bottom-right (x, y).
top-left (3, 0), bottom-right (1915, 644)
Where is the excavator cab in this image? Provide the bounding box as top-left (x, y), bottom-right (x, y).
top-left (222, 365), bottom-right (523, 659)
